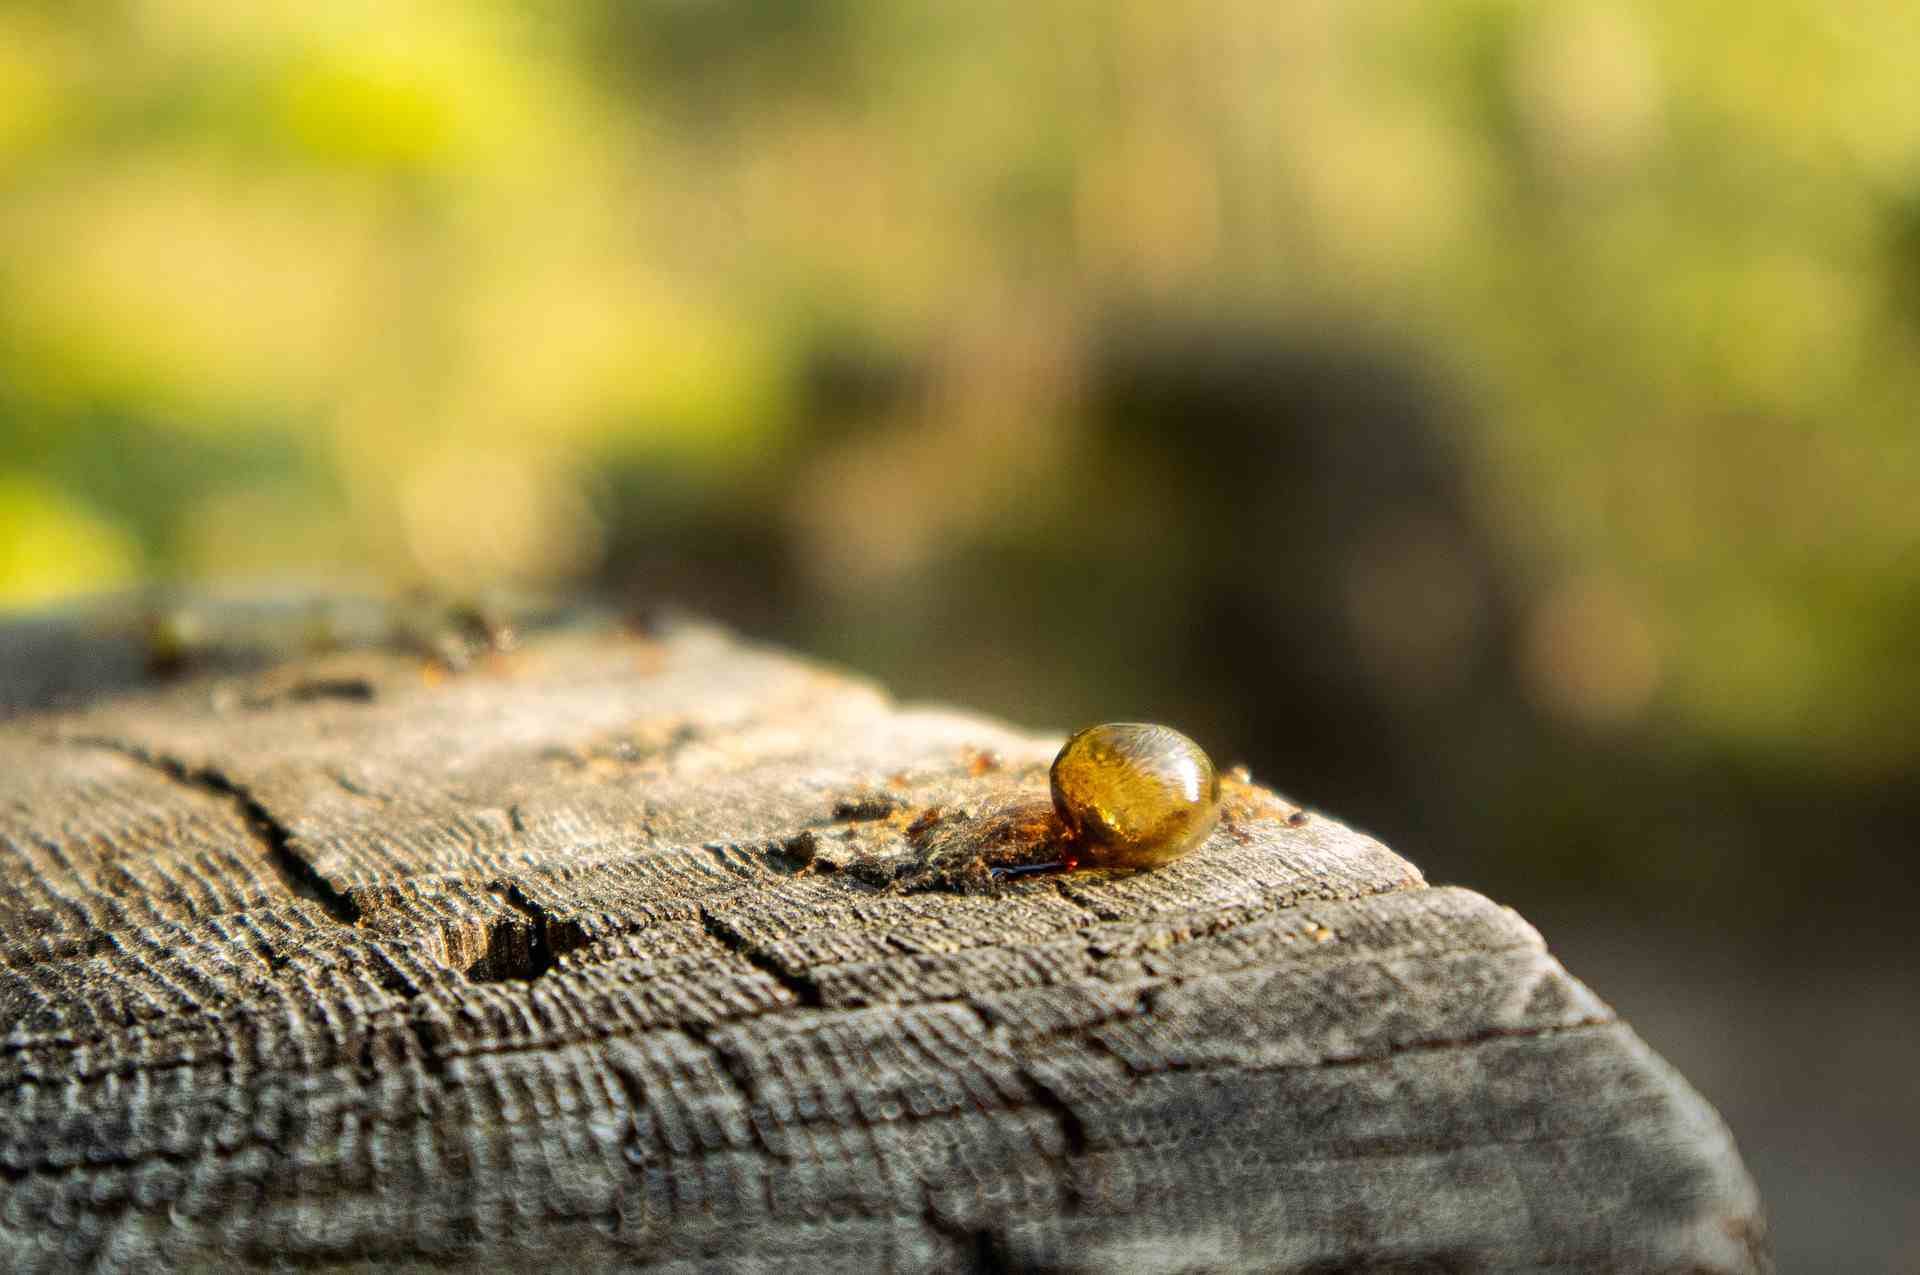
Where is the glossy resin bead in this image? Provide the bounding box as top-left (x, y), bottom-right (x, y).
top-left (1049, 723), bottom-right (1221, 869)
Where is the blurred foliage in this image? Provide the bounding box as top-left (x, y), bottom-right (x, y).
top-left (2, 0), bottom-right (1916, 915)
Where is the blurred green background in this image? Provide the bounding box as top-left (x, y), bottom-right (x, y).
top-left (2, 1), bottom-right (1915, 1264)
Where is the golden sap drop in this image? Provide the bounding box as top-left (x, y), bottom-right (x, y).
top-left (1049, 723), bottom-right (1221, 869)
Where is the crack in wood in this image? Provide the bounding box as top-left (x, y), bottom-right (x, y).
top-left (328, 770), bottom-right (389, 804)
top-left (1012, 1060), bottom-right (1091, 1161)
top-left (917, 1205), bottom-right (1007, 1274)
top-left (486, 880), bottom-right (558, 980)
top-left (698, 902), bottom-right (824, 1009)
top-left (406, 1012), bottom-right (447, 1078)
top-left (241, 676), bottom-right (376, 710)
top-left (1301, 1015), bottom-right (1617, 1071)
top-left (64, 736), bottom-right (361, 925)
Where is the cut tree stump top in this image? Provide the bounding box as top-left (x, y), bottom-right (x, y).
top-left (0, 603), bottom-right (1768, 1273)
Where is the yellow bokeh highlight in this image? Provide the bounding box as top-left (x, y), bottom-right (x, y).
top-left (0, 17), bottom-right (60, 162)
top-left (274, 56), bottom-right (458, 174)
top-left (0, 475), bottom-right (141, 609)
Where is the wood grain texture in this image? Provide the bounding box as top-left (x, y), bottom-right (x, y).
top-left (0, 611), bottom-right (1768, 1272)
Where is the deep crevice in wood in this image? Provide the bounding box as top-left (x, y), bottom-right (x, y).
top-left (486, 879), bottom-right (559, 980)
top-left (63, 735), bottom-right (361, 925)
top-left (699, 902), bottom-right (824, 1008)
top-left (917, 1206), bottom-right (1007, 1274)
top-left (406, 1013), bottom-right (446, 1078)
top-left (1012, 1061), bottom-right (1091, 1161)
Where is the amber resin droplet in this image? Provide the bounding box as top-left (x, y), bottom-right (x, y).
top-left (1049, 723), bottom-right (1222, 869)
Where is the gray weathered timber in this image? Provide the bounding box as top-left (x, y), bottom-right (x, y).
top-left (0, 610), bottom-right (1768, 1272)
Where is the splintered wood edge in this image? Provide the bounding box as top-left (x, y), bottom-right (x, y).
top-left (0, 614), bottom-right (1769, 1273)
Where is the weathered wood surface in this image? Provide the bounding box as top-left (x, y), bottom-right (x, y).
top-left (0, 607), bottom-right (1768, 1272)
